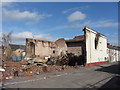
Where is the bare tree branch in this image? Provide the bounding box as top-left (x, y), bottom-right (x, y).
top-left (2, 31), bottom-right (13, 47)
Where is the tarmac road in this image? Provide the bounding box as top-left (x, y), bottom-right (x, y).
top-left (2, 62), bottom-right (120, 88)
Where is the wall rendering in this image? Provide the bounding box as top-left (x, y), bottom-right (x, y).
top-left (83, 27), bottom-right (108, 64)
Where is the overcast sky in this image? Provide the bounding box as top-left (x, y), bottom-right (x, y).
top-left (1, 2), bottom-right (118, 45)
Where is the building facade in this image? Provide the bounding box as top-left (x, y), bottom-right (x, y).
top-left (83, 27), bottom-right (108, 66)
top-left (107, 43), bottom-right (120, 62)
top-left (25, 27), bottom-right (119, 66)
top-left (26, 38), bottom-right (57, 58)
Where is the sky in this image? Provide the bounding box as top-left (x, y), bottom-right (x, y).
top-left (0, 2), bottom-right (118, 45)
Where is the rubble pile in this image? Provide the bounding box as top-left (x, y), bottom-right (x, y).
top-left (54, 53), bottom-right (84, 66)
top-left (1, 47), bottom-right (84, 81)
top-left (2, 59), bottom-right (80, 81)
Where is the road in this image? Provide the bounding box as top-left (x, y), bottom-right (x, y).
top-left (2, 62), bottom-right (120, 88)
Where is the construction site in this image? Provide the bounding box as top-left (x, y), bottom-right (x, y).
top-left (0, 27), bottom-right (120, 83)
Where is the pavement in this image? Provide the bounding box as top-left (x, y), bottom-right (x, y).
top-left (1, 62), bottom-right (120, 88)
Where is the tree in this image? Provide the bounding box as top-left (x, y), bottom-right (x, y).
top-left (2, 31), bottom-right (12, 47)
top-left (2, 31), bottom-right (13, 57)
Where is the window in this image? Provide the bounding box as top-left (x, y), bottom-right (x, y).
top-left (105, 57), bottom-right (106, 60)
top-left (18, 50), bottom-right (20, 53)
top-left (95, 33), bottom-right (100, 49)
top-left (95, 37), bottom-right (98, 49)
top-left (53, 50), bottom-right (55, 54)
top-left (42, 41), bottom-right (44, 47)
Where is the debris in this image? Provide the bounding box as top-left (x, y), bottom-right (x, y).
top-left (36, 71), bottom-right (40, 75)
top-left (46, 56), bottom-right (56, 65)
top-left (43, 77), bottom-right (46, 79)
top-left (5, 77), bottom-right (9, 80)
top-left (26, 68), bottom-right (32, 74)
top-left (0, 67), bottom-right (5, 72)
top-left (34, 58), bottom-right (48, 64)
top-left (44, 56), bottom-right (51, 60)
top-left (28, 60), bottom-right (34, 65)
top-left (8, 76), bottom-right (13, 79)
top-left (29, 71), bottom-right (32, 74)
top-left (42, 66), bottom-right (48, 72)
top-left (21, 65), bottom-right (27, 68)
top-left (14, 71), bottom-right (19, 77)
top-left (25, 57), bottom-right (33, 60)
top-left (2, 56), bottom-right (77, 81)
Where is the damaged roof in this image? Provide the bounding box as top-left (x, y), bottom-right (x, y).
top-left (107, 44), bottom-right (120, 50)
top-left (65, 35), bottom-right (84, 42)
top-left (26, 38), bottom-right (53, 43)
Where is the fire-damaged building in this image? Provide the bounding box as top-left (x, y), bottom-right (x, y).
top-left (83, 27), bottom-right (108, 66)
top-left (25, 27), bottom-right (113, 66)
top-left (25, 38), bottom-right (67, 59)
top-left (26, 35), bottom-right (85, 66)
